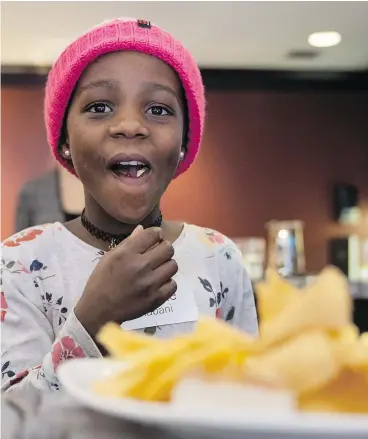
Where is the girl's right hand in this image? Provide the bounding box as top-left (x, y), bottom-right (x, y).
top-left (74, 226), bottom-right (178, 339)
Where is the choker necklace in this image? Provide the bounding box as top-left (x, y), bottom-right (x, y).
top-left (81, 209), bottom-right (163, 250)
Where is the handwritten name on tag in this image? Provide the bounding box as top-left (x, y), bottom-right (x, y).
top-left (122, 275), bottom-right (198, 331)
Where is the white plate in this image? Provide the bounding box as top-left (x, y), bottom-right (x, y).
top-left (58, 358), bottom-right (368, 439)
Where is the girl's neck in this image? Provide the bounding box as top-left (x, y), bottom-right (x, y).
top-left (64, 197), bottom-right (183, 251)
top-left (83, 201), bottom-right (162, 237)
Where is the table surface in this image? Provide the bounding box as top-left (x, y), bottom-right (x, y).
top-left (2, 388), bottom-right (344, 439)
top-left (2, 389), bottom-right (187, 439)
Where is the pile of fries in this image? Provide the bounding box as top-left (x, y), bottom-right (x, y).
top-left (95, 266), bottom-right (368, 413)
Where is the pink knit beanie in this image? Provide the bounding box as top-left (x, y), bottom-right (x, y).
top-left (44, 18), bottom-right (205, 177)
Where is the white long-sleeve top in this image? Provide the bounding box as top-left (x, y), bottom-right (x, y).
top-left (1, 222), bottom-right (258, 392)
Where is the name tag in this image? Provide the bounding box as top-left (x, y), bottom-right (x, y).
top-left (122, 273), bottom-right (198, 331)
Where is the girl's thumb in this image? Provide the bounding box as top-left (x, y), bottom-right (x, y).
top-left (131, 225), bottom-right (144, 237)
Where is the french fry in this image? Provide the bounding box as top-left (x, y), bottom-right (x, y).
top-left (245, 330), bottom-right (340, 394)
top-left (97, 322), bottom-right (162, 358)
top-left (256, 269), bottom-right (298, 323)
top-left (299, 370), bottom-right (368, 414)
top-left (95, 340), bottom-right (190, 400)
top-left (260, 267), bottom-right (351, 347)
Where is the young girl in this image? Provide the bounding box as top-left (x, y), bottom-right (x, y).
top-left (1, 18), bottom-right (258, 393)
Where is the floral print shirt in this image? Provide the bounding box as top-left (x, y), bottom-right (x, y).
top-left (1, 222), bottom-right (258, 393)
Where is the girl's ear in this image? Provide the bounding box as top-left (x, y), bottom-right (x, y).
top-left (60, 143), bottom-right (72, 161)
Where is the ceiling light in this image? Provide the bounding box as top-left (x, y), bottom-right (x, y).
top-left (308, 31), bottom-right (342, 48)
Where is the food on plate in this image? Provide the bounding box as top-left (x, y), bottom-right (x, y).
top-left (95, 317), bottom-right (256, 401)
top-left (94, 266), bottom-right (368, 413)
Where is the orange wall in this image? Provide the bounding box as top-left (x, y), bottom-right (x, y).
top-left (2, 86), bottom-right (368, 271)
top-left (1, 87), bottom-right (54, 240)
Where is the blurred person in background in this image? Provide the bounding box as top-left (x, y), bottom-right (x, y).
top-left (15, 165), bottom-right (84, 231)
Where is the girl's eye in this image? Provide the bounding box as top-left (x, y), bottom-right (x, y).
top-left (147, 106), bottom-right (172, 116)
top-left (87, 103), bottom-right (112, 113)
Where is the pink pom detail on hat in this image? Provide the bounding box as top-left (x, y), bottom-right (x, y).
top-left (44, 18), bottom-right (205, 177)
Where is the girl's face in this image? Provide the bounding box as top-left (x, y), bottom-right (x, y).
top-left (62, 51), bottom-right (185, 224)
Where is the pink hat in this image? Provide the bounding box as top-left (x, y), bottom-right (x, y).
top-left (44, 18), bottom-right (205, 177)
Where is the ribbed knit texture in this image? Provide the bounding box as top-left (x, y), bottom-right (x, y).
top-left (44, 18), bottom-right (205, 177)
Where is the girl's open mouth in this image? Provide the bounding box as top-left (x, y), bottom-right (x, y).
top-left (109, 160), bottom-right (151, 179)
top-left (107, 154), bottom-right (154, 186)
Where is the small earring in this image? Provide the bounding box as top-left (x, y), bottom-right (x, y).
top-left (179, 150), bottom-right (185, 161)
top-left (64, 150), bottom-right (71, 157)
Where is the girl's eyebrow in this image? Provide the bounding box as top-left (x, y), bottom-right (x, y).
top-left (144, 83), bottom-right (179, 101)
top-left (76, 79), bottom-right (118, 97)
top-left (76, 79), bottom-right (181, 104)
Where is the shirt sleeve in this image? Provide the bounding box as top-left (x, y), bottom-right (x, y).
top-left (218, 242), bottom-right (259, 336)
top-left (1, 258), bottom-right (102, 393)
